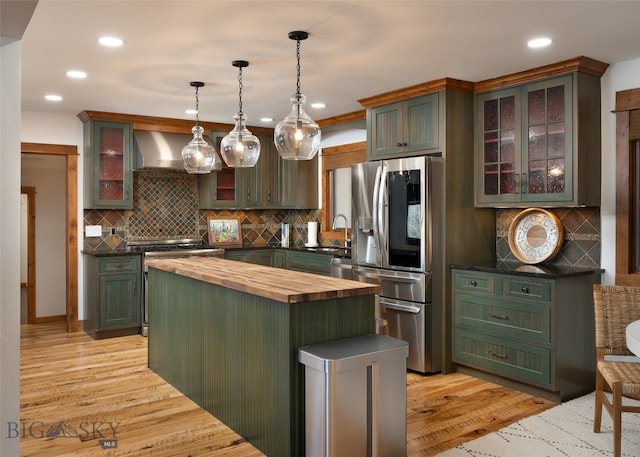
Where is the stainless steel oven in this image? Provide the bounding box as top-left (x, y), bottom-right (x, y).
top-left (127, 239), bottom-right (224, 336)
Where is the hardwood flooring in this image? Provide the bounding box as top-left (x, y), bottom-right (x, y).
top-left (19, 322), bottom-right (554, 456)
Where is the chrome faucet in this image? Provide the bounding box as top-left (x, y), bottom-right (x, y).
top-left (332, 213), bottom-right (351, 248)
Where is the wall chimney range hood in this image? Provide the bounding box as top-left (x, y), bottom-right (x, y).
top-left (133, 130), bottom-right (195, 171)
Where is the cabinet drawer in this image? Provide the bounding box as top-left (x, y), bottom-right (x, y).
top-left (454, 293), bottom-right (550, 342)
top-left (502, 278), bottom-right (551, 302)
top-left (99, 256), bottom-right (140, 273)
top-left (453, 328), bottom-right (551, 387)
top-left (453, 270), bottom-right (496, 295)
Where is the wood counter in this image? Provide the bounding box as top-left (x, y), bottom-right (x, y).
top-left (146, 257), bottom-right (379, 303)
top-left (146, 258), bottom-right (378, 457)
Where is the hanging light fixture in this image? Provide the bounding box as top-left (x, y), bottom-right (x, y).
top-left (220, 60), bottom-right (260, 167)
top-left (274, 31), bottom-right (321, 160)
top-left (182, 81), bottom-right (221, 174)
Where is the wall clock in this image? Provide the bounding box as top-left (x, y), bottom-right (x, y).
top-left (508, 208), bottom-right (564, 264)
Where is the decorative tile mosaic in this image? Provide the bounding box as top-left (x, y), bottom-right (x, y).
top-left (127, 171), bottom-right (199, 240)
top-left (496, 207), bottom-right (600, 268)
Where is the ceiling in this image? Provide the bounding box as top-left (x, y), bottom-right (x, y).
top-left (19, 1), bottom-right (640, 128)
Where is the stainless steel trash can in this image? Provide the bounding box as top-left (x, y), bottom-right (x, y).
top-left (298, 334), bottom-right (409, 457)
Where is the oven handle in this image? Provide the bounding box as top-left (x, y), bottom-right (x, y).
top-left (378, 298), bottom-right (422, 314)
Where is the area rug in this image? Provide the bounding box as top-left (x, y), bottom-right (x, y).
top-left (436, 392), bottom-right (640, 456)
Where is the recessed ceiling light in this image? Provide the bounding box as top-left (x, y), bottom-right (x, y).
top-left (98, 36), bottom-right (124, 47)
top-left (185, 109), bottom-right (198, 116)
top-left (45, 94), bottom-right (63, 102)
top-left (527, 37), bottom-right (552, 49)
top-left (311, 102), bottom-right (326, 109)
top-left (260, 117), bottom-right (274, 123)
top-left (66, 70), bottom-right (87, 79)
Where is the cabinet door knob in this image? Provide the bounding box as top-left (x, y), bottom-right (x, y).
top-left (470, 280), bottom-right (477, 286)
top-left (521, 286), bottom-right (529, 293)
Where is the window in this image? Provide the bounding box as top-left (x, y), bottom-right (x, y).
top-left (320, 142), bottom-right (366, 243)
top-left (615, 89), bottom-right (640, 284)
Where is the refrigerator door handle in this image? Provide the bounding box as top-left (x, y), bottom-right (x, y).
top-left (372, 163), bottom-right (384, 265)
top-left (376, 163), bottom-right (388, 263)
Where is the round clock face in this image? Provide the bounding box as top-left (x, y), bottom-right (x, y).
top-left (508, 208), bottom-right (564, 264)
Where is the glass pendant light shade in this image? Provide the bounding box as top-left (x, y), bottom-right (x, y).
top-left (274, 93), bottom-right (321, 160)
top-left (182, 81), bottom-right (221, 174)
top-left (274, 31), bottom-right (321, 161)
top-left (221, 112), bottom-right (260, 167)
top-left (220, 60), bottom-right (260, 168)
top-left (182, 125), bottom-right (220, 173)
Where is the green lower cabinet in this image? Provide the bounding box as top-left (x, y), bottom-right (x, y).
top-left (84, 254), bottom-right (141, 339)
top-left (454, 328), bottom-right (551, 387)
top-left (452, 267), bottom-right (599, 401)
top-left (224, 249), bottom-right (332, 276)
top-left (286, 251), bottom-right (331, 275)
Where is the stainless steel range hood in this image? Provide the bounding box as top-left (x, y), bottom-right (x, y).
top-left (133, 130), bottom-right (193, 171)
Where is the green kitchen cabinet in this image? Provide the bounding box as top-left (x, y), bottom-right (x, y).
top-left (199, 133), bottom-right (318, 209)
top-left (475, 72), bottom-right (602, 207)
top-left (367, 93), bottom-right (439, 160)
top-left (286, 251), bottom-right (331, 276)
top-left (451, 267), bottom-right (599, 401)
top-left (223, 249), bottom-right (253, 263)
top-left (83, 254), bottom-right (141, 339)
top-left (82, 119), bottom-right (134, 209)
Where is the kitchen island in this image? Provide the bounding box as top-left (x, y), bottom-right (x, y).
top-left (145, 257), bottom-right (380, 457)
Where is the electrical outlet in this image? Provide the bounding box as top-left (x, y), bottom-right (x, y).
top-left (85, 225), bottom-right (102, 237)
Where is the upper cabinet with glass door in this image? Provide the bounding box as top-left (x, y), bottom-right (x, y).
top-left (82, 119), bottom-right (134, 209)
top-left (474, 59), bottom-right (607, 207)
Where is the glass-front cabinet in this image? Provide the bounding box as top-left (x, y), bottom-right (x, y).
top-left (476, 75), bottom-right (573, 206)
top-left (83, 120), bottom-right (134, 209)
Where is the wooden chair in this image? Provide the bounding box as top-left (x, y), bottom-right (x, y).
top-left (593, 284), bottom-right (640, 457)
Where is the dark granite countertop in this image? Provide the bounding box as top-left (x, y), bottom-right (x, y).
top-left (451, 261), bottom-right (604, 279)
top-left (83, 245), bottom-right (352, 259)
top-left (224, 245), bottom-right (352, 259)
top-left (82, 249), bottom-right (136, 257)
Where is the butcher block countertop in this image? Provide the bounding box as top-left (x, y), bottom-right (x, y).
top-left (146, 257), bottom-right (380, 303)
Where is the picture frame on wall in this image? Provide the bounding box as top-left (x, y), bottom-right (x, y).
top-left (207, 217), bottom-right (242, 248)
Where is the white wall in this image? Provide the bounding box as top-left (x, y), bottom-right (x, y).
top-left (21, 111), bottom-right (85, 319)
top-left (600, 57), bottom-right (640, 284)
top-left (1, 38), bottom-right (22, 457)
top-left (21, 155), bottom-right (67, 317)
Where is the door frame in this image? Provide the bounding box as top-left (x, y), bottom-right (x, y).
top-left (21, 142), bottom-right (79, 332)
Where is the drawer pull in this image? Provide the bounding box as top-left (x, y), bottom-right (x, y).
top-left (470, 280), bottom-right (477, 286)
top-left (489, 351), bottom-right (509, 360)
top-left (521, 286), bottom-right (529, 293)
top-left (489, 313), bottom-right (509, 321)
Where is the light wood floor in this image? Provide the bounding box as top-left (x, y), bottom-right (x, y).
top-left (19, 322), bottom-right (555, 456)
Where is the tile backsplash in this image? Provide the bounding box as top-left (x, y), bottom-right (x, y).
top-left (83, 170), bottom-right (322, 251)
top-left (83, 171), bottom-right (601, 270)
top-left (496, 207), bottom-right (600, 268)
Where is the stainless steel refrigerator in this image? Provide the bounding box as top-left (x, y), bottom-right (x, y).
top-left (351, 155), bottom-right (441, 373)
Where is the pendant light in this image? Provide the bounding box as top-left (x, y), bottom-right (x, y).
top-left (274, 31), bottom-right (321, 161)
top-left (182, 81), bottom-right (221, 174)
top-left (220, 60), bottom-right (260, 168)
